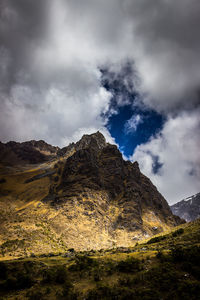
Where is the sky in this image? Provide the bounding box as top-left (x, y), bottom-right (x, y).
top-left (0, 0), bottom-right (200, 204)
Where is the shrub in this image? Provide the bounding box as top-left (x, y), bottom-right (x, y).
top-left (69, 255), bottom-right (98, 271)
top-left (116, 256), bottom-right (141, 273)
top-left (172, 228), bottom-right (184, 237)
top-left (170, 245), bottom-right (200, 279)
top-left (26, 289), bottom-right (44, 300)
top-left (0, 262), bottom-right (7, 279)
top-left (156, 250), bottom-right (166, 262)
top-left (145, 263), bottom-right (180, 292)
top-left (171, 245), bottom-right (200, 263)
top-left (42, 265), bottom-right (69, 284)
top-left (3, 273), bottom-right (34, 291)
top-left (177, 280), bottom-right (200, 299)
top-left (86, 284), bottom-right (113, 300)
top-left (62, 281), bottom-right (75, 297)
top-left (147, 235), bottom-right (167, 244)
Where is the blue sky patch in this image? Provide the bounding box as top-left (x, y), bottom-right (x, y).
top-left (101, 66), bottom-right (166, 157)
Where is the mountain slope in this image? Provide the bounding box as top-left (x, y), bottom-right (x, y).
top-left (0, 218), bottom-right (199, 300)
top-left (170, 192), bottom-right (200, 222)
top-left (0, 132), bottom-right (182, 258)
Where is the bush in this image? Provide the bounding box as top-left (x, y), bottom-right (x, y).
top-left (116, 256), bottom-right (141, 273)
top-left (171, 245), bottom-right (200, 264)
top-left (42, 265), bottom-right (69, 284)
top-left (145, 263), bottom-right (180, 292)
top-left (172, 228), bottom-right (184, 237)
top-left (69, 255), bottom-right (98, 272)
top-left (3, 273), bottom-right (34, 291)
top-left (26, 289), bottom-right (44, 300)
top-left (156, 250), bottom-right (166, 262)
top-left (62, 281), bottom-right (76, 298)
top-left (171, 245), bottom-right (200, 280)
top-left (177, 280), bottom-right (200, 299)
top-left (86, 284), bottom-right (113, 300)
top-left (0, 262), bottom-right (7, 279)
top-left (147, 235), bottom-right (167, 244)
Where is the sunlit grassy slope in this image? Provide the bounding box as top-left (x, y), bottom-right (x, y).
top-left (0, 218), bottom-right (199, 299)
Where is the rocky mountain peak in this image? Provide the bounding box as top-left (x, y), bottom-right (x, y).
top-left (44, 131), bottom-right (183, 240)
top-left (75, 131), bottom-right (107, 151)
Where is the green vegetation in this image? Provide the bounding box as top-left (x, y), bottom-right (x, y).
top-left (172, 227), bottom-right (184, 237)
top-left (0, 220), bottom-right (200, 299)
top-left (146, 234), bottom-right (168, 244)
top-left (146, 228), bottom-right (184, 244)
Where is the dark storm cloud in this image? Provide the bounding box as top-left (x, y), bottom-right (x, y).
top-left (0, 0), bottom-right (49, 91)
top-left (0, 0), bottom-right (199, 201)
top-left (123, 0), bottom-right (200, 112)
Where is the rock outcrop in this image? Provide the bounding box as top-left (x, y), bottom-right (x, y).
top-left (45, 132), bottom-right (181, 241)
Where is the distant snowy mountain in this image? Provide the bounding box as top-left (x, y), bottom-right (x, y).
top-left (170, 193), bottom-right (200, 222)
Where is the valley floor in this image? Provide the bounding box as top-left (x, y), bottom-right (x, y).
top-left (0, 219), bottom-right (200, 300)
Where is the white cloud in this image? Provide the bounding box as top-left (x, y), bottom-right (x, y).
top-left (131, 111), bottom-right (200, 204)
top-left (1, 0), bottom-right (200, 146)
top-left (0, 0), bottom-right (200, 204)
top-left (124, 114), bottom-right (143, 134)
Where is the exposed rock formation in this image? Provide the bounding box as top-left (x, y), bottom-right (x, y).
top-left (44, 132), bottom-right (181, 243)
top-left (0, 132), bottom-right (182, 257)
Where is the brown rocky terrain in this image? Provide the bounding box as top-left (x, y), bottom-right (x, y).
top-left (0, 132), bottom-right (182, 259)
top-left (0, 140), bottom-right (59, 165)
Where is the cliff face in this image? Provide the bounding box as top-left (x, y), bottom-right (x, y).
top-left (0, 132), bottom-right (182, 257)
top-left (44, 132), bottom-right (181, 246)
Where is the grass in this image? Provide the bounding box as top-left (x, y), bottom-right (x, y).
top-left (0, 219), bottom-right (199, 299)
top-left (0, 161), bottom-right (200, 298)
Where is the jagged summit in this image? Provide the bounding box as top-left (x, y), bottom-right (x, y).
top-left (0, 132), bottom-right (108, 165)
top-left (75, 131), bottom-right (107, 151)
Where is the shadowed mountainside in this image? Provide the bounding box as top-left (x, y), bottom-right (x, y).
top-left (0, 140), bottom-right (59, 165)
top-left (171, 192), bottom-right (200, 222)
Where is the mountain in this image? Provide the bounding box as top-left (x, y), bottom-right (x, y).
top-left (170, 192), bottom-right (200, 222)
top-left (0, 132), bottom-right (182, 258)
top-left (0, 140), bottom-right (59, 165)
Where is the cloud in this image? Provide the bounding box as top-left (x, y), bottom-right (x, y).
top-left (0, 0), bottom-right (199, 202)
top-left (1, 0), bottom-right (200, 145)
top-left (0, 0), bottom-right (116, 146)
top-left (124, 0), bottom-right (200, 113)
top-left (124, 114), bottom-right (143, 134)
top-left (131, 111), bottom-right (200, 204)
